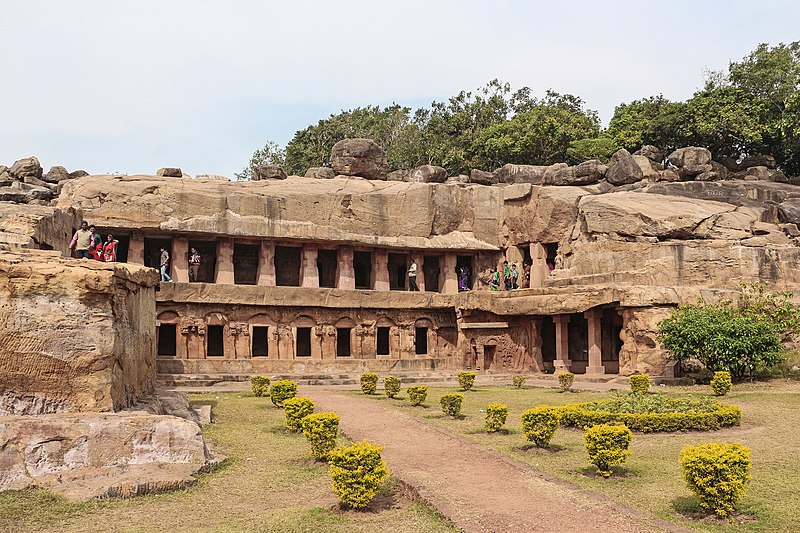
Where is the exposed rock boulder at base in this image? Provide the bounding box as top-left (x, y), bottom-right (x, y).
top-left (667, 147), bottom-right (712, 179)
top-left (254, 164), bottom-right (287, 181)
top-left (494, 164), bottom-right (546, 184)
top-left (606, 149), bottom-right (644, 185)
top-left (156, 167), bottom-right (183, 178)
top-left (408, 164), bottom-right (447, 183)
top-left (9, 157), bottom-right (43, 180)
top-left (330, 138), bottom-right (388, 180)
top-left (469, 169), bottom-right (496, 185)
top-left (304, 167), bottom-right (336, 179)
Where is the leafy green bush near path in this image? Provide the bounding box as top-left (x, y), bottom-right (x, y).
top-left (710, 371), bottom-right (733, 396)
top-left (584, 424), bottom-right (633, 478)
top-left (283, 397), bottom-right (315, 432)
top-left (328, 440), bottom-right (390, 509)
top-left (384, 376), bottom-right (401, 398)
top-left (629, 374), bottom-right (650, 395)
top-left (679, 442), bottom-right (751, 517)
top-left (521, 406), bottom-right (561, 447)
top-left (440, 394), bottom-right (463, 417)
top-left (458, 371), bottom-right (476, 391)
top-left (302, 412), bottom-right (340, 460)
top-left (557, 372), bottom-right (574, 392)
top-left (250, 375), bottom-right (270, 397)
top-left (407, 386), bottom-right (428, 406)
top-left (360, 373), bottom-right (379, 395)
top-left (269, 379), bottom-right (298, 407)
top-left (485, 403), bottom-right (508, 432)
top-left (512, 376), bottom-right (526, 389)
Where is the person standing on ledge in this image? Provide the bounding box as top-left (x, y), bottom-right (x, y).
top-left (69, 221), bottom-right (92, 259)
top-left (189, 247), bottom-right (202, 282)
top-left (160, 246), bottom-right (172, 282)
top-left (408, 259), bottom-right (419, 291)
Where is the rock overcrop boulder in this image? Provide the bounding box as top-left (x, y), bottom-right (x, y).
top-left (304, 167), bottom-right (336, 179)
top-left (43, 165), bottom-right (70, 183)
top-left (571, 160), bottom-right (608, 185)
top-left (254, 164), bottom-right (287, 181)
top-left (667, 147), bottom-right (712, 179)
top-left (495, 164), bottom-right (547, 184)
top-left (606, 149), bottom-right (644, 186)
top-left (330, 138), bottom-right (388, 180)
top-left (156, 167), bottom-right (183, 178)
top-left (9, 157), bottom-right (43, 180)
top-left (634, 145), bottom-right (664, 165)
top-left (469, 169), bottom-right (496, 185)
top-left (408, 164), bottom-right (447, 183)
top-left (69, 170), bottom-right (89, 179)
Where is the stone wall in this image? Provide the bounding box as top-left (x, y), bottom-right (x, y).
top-left (0, 251), bottom-right (160, 415)
top-left (0, 202), bottom-right (79, 253)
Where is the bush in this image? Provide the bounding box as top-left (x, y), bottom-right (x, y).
top-left (328, 440), bottom-right (390, 509)
top-left (440, 394), bottom-right (463, 417)
top-left (559, 392), bottom-right (742, 432)
top-left (485, 403), bottom-right (508, 432)
top-left (302, 412), bottom-right (340, 460)
top-left (283, 397), bottom-right (316, 432)
top-left (360, 372), bottom-right (379, 395)
top-left (407, 386), bottom-right (428, 406)
top-left (584, 424), bottom-right (633, 477)
top-left (629, 374), bottom-right (651, 394)
top-left (679, 442), bottom-right (751, 517)
top-left (384, 376), bottom-right (401, 398)
top-left (458, 371), bottom-right (476, 391)
top-left (512, 376), bottom-right (526, 389)
top-left (521, 405), bottom-right (561, 447)
top-left (250, 375), bottom-right (271, 397)
top-left (710, 371), bottom-right (732, 396)
top-left (269, 379), bottom-right (298, 407)
top-left (558, 372), bottom-right (574, 392)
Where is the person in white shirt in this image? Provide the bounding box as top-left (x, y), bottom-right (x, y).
top-left (408, 260), bottom-right (419, 291)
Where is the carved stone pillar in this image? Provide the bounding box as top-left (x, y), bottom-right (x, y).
top-left (128, 232), bottom-right (145, 265)
top-left (257, 241), bottom-right (276, 286)
top-left (215, 238), bottom-right (234, 284)
top-left (373, 249), bottom-right (389, 291)
top-left (442, 253), bottom-right (458, 294)
top-left (585, 309), bottom-right (605, 374)
top-left (553, 314), bottom-right (571, 372)
top-left (301, 245), bottom-right (319, 288)
top-left (172, 236), bottom-right (189, 283)
top-left (529, 243), bottom-right (549, 288)
top-left (338, 246), bottom-right (355, 290)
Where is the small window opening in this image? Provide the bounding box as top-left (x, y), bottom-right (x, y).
top-left (252, 326), bottom-right (269, 357)
top-left (207, 325), bottom-right (224, 357)
top-left (337, 328), bottom-right (352, 357)
top-left (415, 327), bottom-right (428, 355)
top-left (296, 327), bottom-right (312, 357)
top-left (376, 327), bottom-right (390, 356)
top-left (157, 324), bottom-right (177, 356)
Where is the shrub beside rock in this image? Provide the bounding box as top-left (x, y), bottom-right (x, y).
top-left (558, 372), bottom-right (575, 392)
top-left (360, 372), bottom-right (379, 395)
top-left (458, 371), bottom-right (476, 391)
top-left (250, 375), bottom-right (271, 397)
top-left (384, 376), bottom-right (401, 398)
top-left (269, 379), bottom-right (298, 407)
top-left (302, 412), bottom-right (340, 460)
top-left (283, 397), bottom-right (316, 432)
top-left (328, 440), bottom-right (389, 509)
top-left (521, 406), bottom-right (561, 447)
top-left (584, 424), bottom-right (633, 477)
top-left (440, 394), bottom-right (464, 417)
top-left (407, 386), bottom-right (428, 406)
top-left (679, 442), bottom-right (751, 517)
top-left (512, 376), bottom-right (526, 389)
top-left (485, 403), bottom-right (508, 433)
top-left (630, 374), bottom-right (651, 394)
top-left (710, 371), bottom-right (732, 396)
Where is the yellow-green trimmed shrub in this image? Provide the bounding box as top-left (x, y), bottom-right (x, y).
top-left (630, 374), bottom-right (650, 394)
top-left (440, 393), bottom-right (463, 417)
top-left (384, 376), bottom-right (401, 398)
top-left (458, 371), bottom-right (476, 391)
top-left (283, 397), bottom-right (315, 432)
top-left (710, 371), bottom-right (732, 396)
top-left (558, 372), bottom-right (574, 392)
top-left (407, 386), bottom-right (428, 406)
top-left (302, 412), bottom-right (340, 460)
top-left (360, 372), bottom-right (379, 395)
top-left (512, 376), bottom-right (526, 389)
top-left (521, 405), bottom-right (561, 447)
top-left (269, 379), bottom-right (298, 407)
top-left (584, 424), bottom-right (633, 477)
top-left (250, 375), bottom-right (271, 397)
top-left (485, 403), bottom-right (508, 432)
top-left (679, 442), bottom-right (751, 517)
top-left (328, 440), bottom-right (390, 509)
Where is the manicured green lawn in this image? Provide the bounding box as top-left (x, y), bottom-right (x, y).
top-left (0, 393), bottom-right (455, 533)
top-left (368, 380), bottom-right (800, 533)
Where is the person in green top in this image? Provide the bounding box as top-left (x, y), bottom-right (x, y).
top-left (502, 261), bottom-right (512, 291)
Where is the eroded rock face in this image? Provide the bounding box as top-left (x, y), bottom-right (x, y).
top-left (156, 167), bottom-right (183, 178)
top-left (606, 149), bottom-right (643, 185)
top-left (330, 138), bottom-right (388, 180)
top-left (408, 164), bottom-right (447, 183)
top-left (9, 157), bottom-right (43, 180)
top-left (0, 203), bottom-right (78, 252)
top-left (469, 169), bottom-right (496, 185)
top-left (0, 251), bottom-right (159, 415)
top-left (495, 164), bottom-right (546, 184)
top-left (43, 166), bottom-right (70, 183)
top-left (254, 164), bottom-right (287, 181)
top-left (304, 167), bottom-right (336, 179)
top-left (667, 147), bottom-right (712, 179)
top-left (0, 412), bottom-right (221, 500)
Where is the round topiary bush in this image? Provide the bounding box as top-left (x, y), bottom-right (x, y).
top-left (558, 372), bottom-right (575, 392)
top-left (328, 440), bottom-right (390, 509)
top-left (521, 405), bottom-right (561, 447)
top-left (360, 372), bottom-right (379, 395)
top-left (384, 376), bottom-right (401, 399)
top-left (584, 424), bottom-right (633, 478)
top-left (679, 441), bottom-right (751, 517)
top-left (283, 397), bottom-right (316, 432)
top-left (512, 376), bottom-right (526, 389)
top-left (485, 403), bottom-right (508, 433)
top-left (629, 374), bottom-right (651, 395)
top-left (440, 393), bottom-right (464, 417)
top-left (302, 412), bottom-right (340, 460)
top-left (406, 386), bottom-right (428, 406)
top-left (250, 375), bottom-right (271, 397)
top-left (269, 379), bottom-right (298, 407)
top-left (710, 371), bottom-right (733, 396)
top-left (458, 371), bottom-right (476, 391)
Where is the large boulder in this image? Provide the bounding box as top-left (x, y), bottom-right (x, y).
top-left (254, 164), bottom-right (287, 181)
top-left (408, 164), bottom-right (447, 183)
top-left (572, 160), bottom-right (607, 184)
top-left (43, 165), bottom-right (70, 183)
top-left (606, 149), bottom-right (644, 186)
top-left (667, 147), bottom-right (712, 179)
top-left (741, 154), bottom-right (777, 170)
top-left (330, 138), bottom-right (388, 180)
top-left (156, 167), bottom-right (183, 178)
top-left (632, 155), bottom-right (657, 179)
top-left (304, 167), bottom-right (336, 179)
top-left (387, 169), bottom-right (411, 182)
top-left (9, 157), bottom-right (43, 180)
top-left (634, 145), bottom-right (664, 166)
top-left (469, 169), bottom-right (496, 185)
top-left (494, 164), bottom-right (547, 184)
top-left (68, 169), bottom-right (89, 179)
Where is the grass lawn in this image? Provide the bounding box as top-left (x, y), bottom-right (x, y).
top-left (366, 380), bottom-right (800, 533)
top-left (0, 393), bottom-right (456, 533)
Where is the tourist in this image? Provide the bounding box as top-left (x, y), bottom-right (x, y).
top-left (523, 262), bottom-right (531, 288)
top-left (408, 259), bottom-right (419, 291)
top-left (88, 225), bottom-right (103, 261)
top-left (189, 247), bottom-right (201, 282)
top-left (160, 247), bottom-right (172, 282)
top-left (503, 260), bottom-right (512, 291)
top-left (490, 268), bottom-right (500, 291)
top-left (69, 221), bottom-right (93, 259)
top-left (102, 234), bottom-right (119, 262)
top-left (511, 263), bottom-right (519, 289)
top-left (458, 266), bottom-right (471, 292)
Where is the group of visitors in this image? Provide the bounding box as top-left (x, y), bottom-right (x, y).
top-left (487, 260), bottom-right (532, 291)
top-left (407, 260), bottom-right (472, 292)
top-left (69, 221), bottom-right (119, 262)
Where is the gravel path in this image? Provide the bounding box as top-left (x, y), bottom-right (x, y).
top-left (307, 388), bottom-right (686, 533)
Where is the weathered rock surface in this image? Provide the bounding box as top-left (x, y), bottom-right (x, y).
top-left (43, 165), bottom-right (70, 183)
top-left (0, 251), bottom-right (159, 415)
top-left (495, 164), bottom-right (546, 185)
top-left (68, 169), bottom-right (89, 179)
top-left (667, 147), bottom-right (712, 178)
top-left (408, 164), bottom-right (447, 183)
top-left (330, 138), bottom-right (388, 180)
top-left (156, 167), bottom-right (183, 178)
top-left (469, 169), bottom-right (496, 185)
top-left (0, 412), bottom-right (221, 500)
top-left (195, 174), bottom-right (230, 181)
top-left (254, 164), bottom-right (287, 181)
top-left (606, 149), bottom-right (643, 185)
top-left (9, 157), bottom-right (43, 180)
top-left (304, 167), bottom-right (336, 179)
top-left (572, 160), bottom-right (607, 184)
top-left (634, 145), bottom-right (663, 165)
top-left (0, 203), bottom-right (78, 252)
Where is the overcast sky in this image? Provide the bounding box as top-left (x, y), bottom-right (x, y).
top-left (2, 0), bottom-right (799, 177)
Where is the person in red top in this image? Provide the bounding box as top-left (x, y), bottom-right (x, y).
top-left (103, 234), bottom-right (119, 262)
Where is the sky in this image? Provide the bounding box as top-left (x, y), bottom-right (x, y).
top-left (2, 0), bottom-right (799, 177)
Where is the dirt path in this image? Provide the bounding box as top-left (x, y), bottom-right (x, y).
top-left (307, 388), bottom-right (687, 533)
